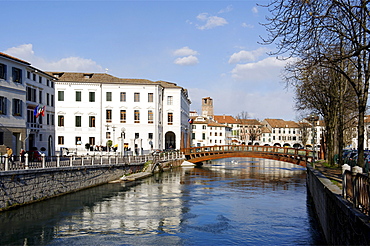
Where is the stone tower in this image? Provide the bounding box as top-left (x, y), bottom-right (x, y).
top-left (201, 97), bottom-right (214, 118)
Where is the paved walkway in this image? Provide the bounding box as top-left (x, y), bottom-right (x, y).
top-left (314, 162), bottom-right (343, 186)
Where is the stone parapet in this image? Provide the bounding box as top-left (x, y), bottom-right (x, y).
top-left (307, 164), bottom-right (370, 245)
top-left (0, 164), bottom-right (142, 211)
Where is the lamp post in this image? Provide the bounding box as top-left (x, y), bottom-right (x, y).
top-left (112, 125), bottom-right (116, 147)
top-left (121, 127), bottom-right (126, 156)
top-left (308, 113), bottom-right (319, 165)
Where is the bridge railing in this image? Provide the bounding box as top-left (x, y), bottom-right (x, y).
top-left (0, 151), bottom-right (184, 172)
top-left (182, 145), bottom-right (312, 157)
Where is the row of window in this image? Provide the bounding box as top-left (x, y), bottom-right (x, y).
top-left (0, 63), bottom-right (54, 88)
top-left (0, 64), bottom-right (22, 83)
top-left (57, 132), bottom-right (154, 145)
top-left (191, 132), bottom-right (224, 143)
top-left (0, 96), bottom-right (22, 116)
top-left (26, 109), bottom-right (54, 126)
top-left (26, 71), bottom-right (54, 88)
top-left (58, 91), bottom-right (174, 105)
top-left (57, 111), bottom-right (174, 127)
top-left (26, 86), bottom-right (54, 106)
top-left (272, 129), bottom-right (299, 134)
top-left (271, 136), bottom-right (299, 141)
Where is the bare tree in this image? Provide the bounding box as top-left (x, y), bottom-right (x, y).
top-left (286, 57), bottom-right (357, 165)
top-left (236, 111), bottom-right (249, 144)
top-left (261, 0), bottom-right (370, 167)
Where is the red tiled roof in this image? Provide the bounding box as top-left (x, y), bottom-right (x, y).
top-left (213, 115), bottom-right (238, 124)
top-left (46, 72), bottom-right (182, 88)
top-left (264, 119), bottom-right (300, 128)
top-left (0, 52), bottom-right (30, 65)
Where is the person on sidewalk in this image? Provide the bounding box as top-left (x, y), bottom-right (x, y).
top-left (6, 146), bottom-right (14, 165)
top-left (20, 148), bottom-right (25, 163)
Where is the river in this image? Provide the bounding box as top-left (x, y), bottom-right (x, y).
top-left (0, 157), bottom-right (326, 245)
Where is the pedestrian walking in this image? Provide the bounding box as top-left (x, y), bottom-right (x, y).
top-left (6, 146), bottom-right (14, 165)
top-left (20, 148), bottom-right (25, 163)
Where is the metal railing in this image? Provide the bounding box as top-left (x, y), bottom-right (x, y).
top-left (0, 151), bottom-right (183, 171)
top-left (343, 170), bottom-right (370, 215)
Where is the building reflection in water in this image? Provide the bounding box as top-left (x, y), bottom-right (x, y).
top-left (0, 157), bottom-right (312, 245)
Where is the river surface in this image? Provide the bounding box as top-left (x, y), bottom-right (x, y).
top-left (0, 158), bottom-right (326, 245)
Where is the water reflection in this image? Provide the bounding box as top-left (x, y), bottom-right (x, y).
top-left (0, 158), bottom-right (325, 245)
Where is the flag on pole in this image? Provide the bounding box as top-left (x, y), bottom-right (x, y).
top-left (41, 106), bottom-right (46, 117)
top-left (36, 106), bottom-right (43, 118)
top-left (33, 105), bottom-right (39, 116)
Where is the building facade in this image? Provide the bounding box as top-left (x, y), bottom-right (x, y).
top-left (0, 52), bottom-right (55, 156)
top-left (25, 66), bottom-right (56, 155)
top-left (190, 115), bottom-right (232, 147)
top-left (51, 72), bottom-right (190, 155)
top-left (0, 53), bottom-right (28, 155)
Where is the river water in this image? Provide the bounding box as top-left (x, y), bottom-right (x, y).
top-left (0, 158), bottom-right (326, 245)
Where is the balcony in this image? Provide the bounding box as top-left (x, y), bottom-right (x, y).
top-left (27, 122), bottom-right (42, 129)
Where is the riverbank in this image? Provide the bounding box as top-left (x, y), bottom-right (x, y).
top-left (306, 163), bottom-right (370, 245)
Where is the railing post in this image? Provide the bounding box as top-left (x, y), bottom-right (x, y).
top-left (100, 155), bottom-right (103, 165)
top-left (56, 154), bottom-right (60, 167)
top-left (42, 153), bottom-right (46, 168)
top-left (25, 153), bottom-right (29, 170)
top-left (81, 156), bottom-right (84, 166)
top-left (92, 156), bottom-right (94, 166)
top-left (70, 156), bottom-right (73, 166)
top-left (5, 156), bottom-right (9, 171)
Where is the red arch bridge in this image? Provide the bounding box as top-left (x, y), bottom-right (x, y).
top-left (182, 145), bottom-right (314, 167)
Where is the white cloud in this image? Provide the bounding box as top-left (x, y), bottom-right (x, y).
top-left (241, 22), bottom-right (254, 28)
top-left (252, 6), bottom-right (258, 14)
top-left (5, 44), bottom-right (35, 61)
top-left (47, 57), bottom-right (103, 71)
top-left (174, 55), bottom-right (199, 66)
top-left (196, 13), bottom-right (228, 30)
top-left (229, 48), bottom-right (269, 64)
top-left (4, 44), bottom-right (103, 72)
top-left (173, 46), bottom-right (198, 57)
top-left (230, 56), bottom-right (291, 81)
top-left (218, 5), bottom-right (233, 14)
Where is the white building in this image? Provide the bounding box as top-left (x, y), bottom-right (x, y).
top-left (50, 72), bottom-right (190, 155)
top-left (261, 119), bottom-right (302, 147)
top-left (0, 52), bottom-right (55, 156)
top-left (190, 115), bottom-right (232, 147)
top-left (0, 53), bottom-right (28, 155)
top-left (25, 66), bottom-right (56, 155)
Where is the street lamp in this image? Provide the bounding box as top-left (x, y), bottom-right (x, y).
top-left (112, 125), bottom-right (116, 146)
top-left (308, 113), bottom-right (319, 164)
top-left (121, 127), bottom-right (126, 156)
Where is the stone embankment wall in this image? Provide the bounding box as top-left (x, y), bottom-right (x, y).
top-left (0, 164), bottom-right (142, 211)
top-left (306, 164), bottom-right (370, 245)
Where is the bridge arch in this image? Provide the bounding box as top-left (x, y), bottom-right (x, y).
top-left (182, 145), bottom-right (313, 167)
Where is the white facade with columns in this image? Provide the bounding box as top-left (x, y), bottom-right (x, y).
top-left (51, 72), bottom-right (190, 155)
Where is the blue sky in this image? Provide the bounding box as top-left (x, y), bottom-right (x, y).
top-left (1, 0), bottom-right (296, 120)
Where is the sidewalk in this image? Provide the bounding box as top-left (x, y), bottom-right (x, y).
top-left (313, 162), bottom-right (342, 185)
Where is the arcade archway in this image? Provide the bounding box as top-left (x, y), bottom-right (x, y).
top-left (165, 131), bottom-right (176, 149)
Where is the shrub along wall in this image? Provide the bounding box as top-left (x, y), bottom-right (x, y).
top-left (0, 164), bottom-right (142, 211)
